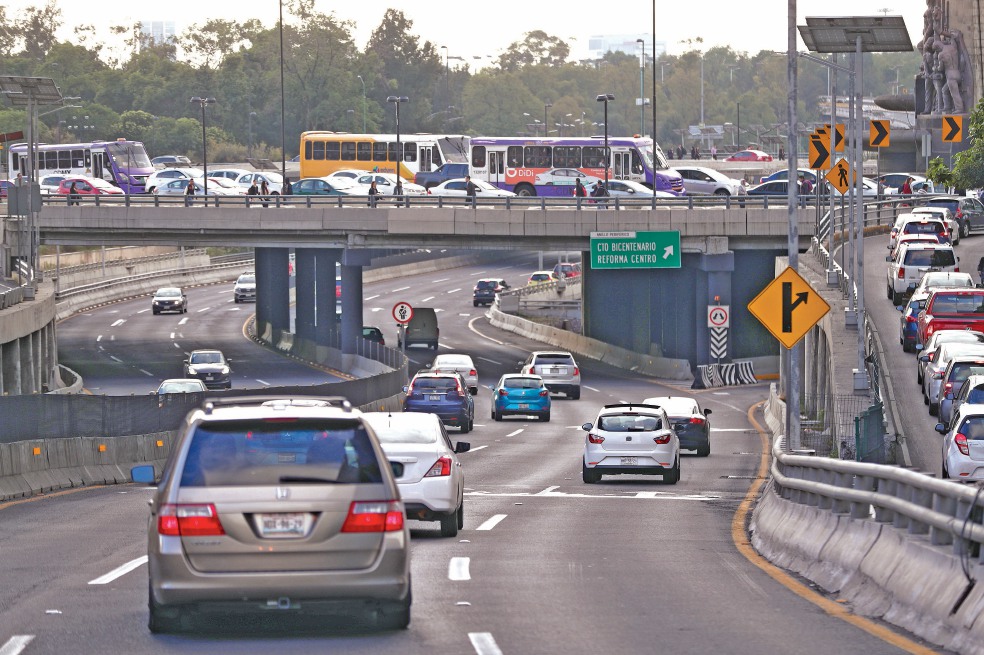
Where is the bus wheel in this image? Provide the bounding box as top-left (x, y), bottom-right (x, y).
top-left (515, 184), bottom-right (536, 197)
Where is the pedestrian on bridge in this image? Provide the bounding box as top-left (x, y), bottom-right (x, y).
top-left (465, 175), bottom-right (479, 207)
top-left (184, 179), bottom-right (196, 207)
top-left (367, 180), bottom-right (379, 207)
top-left (247, 180), bottom-right (259, 207)
top-left (260, 179), bottom-right (270, 207)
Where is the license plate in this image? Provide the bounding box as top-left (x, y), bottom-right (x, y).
top-left (259, 513), bottom-right (306, 537)
top-left (620, 456), bottom-right (638, 465)
top-left (517, 403), bottom-right (529, 409)
top-left (429, 394), bottom-right (443, 401)
top-left (549, 367), bottom-right (563, 374)
top-left (205, 374), bottom-right (216, 380)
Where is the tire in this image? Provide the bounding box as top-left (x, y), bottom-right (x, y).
top-left (492, 408), bottom-right (500, 421)
top-left (456, 498), bottom-right (464, 530)
top-left (697, 442), bottom-right (710, 457)
top-left (148, 584), bottom-right (184, 633)
top-left (439, 510), bottom-right (459, 537)
top-left (569, 387), bottom-right (581, 400)
top-left (460, 417), bottom-right (471, 434)
top-left (929, 402), bottom-right (939, 416)
top-left (942, 462), bottom-right (950, 479)
top-left (377, 592), bottom-right (411, 630)
top-left (234, 298), bottom-right (240, 304)
top-left (152, 309), bottom-right (159, 315)
top-left (663, 456), bottom-right (680, 484)
top-left (473, 301), bottom-right (479, 307)
top-left (891, 289), bottom-right (902, 306)
top-left (887, 284), bottom-right (893, 300)
top-left (582, 462), bottom-right (601, 483)
top-left (713, 189), bottom-right (731, 196)
top-left (963, 221), bottom-right (971, 238)
top-left (515, 183), bottom-right (536, 197)
top-left (902, 341), bottom-right (913, 353)
top-left (540, 411), bottom-right (550, 422)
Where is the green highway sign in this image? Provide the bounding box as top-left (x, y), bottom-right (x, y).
top-left (589, 231), bottom-right (682, 269)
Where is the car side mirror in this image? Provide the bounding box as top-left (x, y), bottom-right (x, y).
top-left (895, 305), bottom-right (904, 311)
top-left (402, 385), bottom-right (409, 393)
top-left (935, 422), bottom-right (947, 434)
top-left (885, 256), bottom-right (891, 262)
top-left (131, 464), bottom-right (157, 484)
top-left (704, 408), bottom-right (712, 416)
top-left (919, 355), bottom-right (929, 362)
top-left (389, 461), bottom-right (405, 477)
top-left (581, 422), bottom-right (593, 431)
top-left (455, 441), bottom-right (471, 454)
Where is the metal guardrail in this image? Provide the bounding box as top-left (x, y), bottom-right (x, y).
top-left (54, 260), bottom-right (248, 300)
top-left (39, 191), bottom-right (835, 211)
top-left (0, 285), bottom-right (25, 310)
top-left (43, 248), bottom-right (210, 275)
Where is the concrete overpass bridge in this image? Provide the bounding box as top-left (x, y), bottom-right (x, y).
top-left (9, 199), bottom-right (820, 387)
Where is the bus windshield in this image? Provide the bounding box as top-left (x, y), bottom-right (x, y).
top-left (107, 142), bottom-right (152, 168)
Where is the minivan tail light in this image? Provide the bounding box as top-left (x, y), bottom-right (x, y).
top-left (955, 433), bottom-right (970, 455)
top-left (341, 501), bottom-right (405, 532)
top-left (158, 504), bottom-right (225, 536)
top-left (573, 367), bottom-right (580, 376)
top-left (425, 456), bottom-right (452, 477)
top-left (527, 366), bottom-right (535, 374)
top-left (898, 267), bottom-right (905, 279)
top-left (587, 433), bottom-right (605, 444)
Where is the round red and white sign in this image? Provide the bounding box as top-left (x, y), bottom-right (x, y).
top-left (707, 305), bottom-right (730, 328)
top-left (392, 302), bottom-right (414, 324)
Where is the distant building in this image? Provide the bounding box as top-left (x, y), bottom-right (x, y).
top-left (139, 21), bottom-right (177, 48)
top-left (587, 34), bottom-right (667, 61)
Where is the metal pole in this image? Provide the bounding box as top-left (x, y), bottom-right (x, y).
top-left (279, 0), bottom-right (286, 179)
top-left (847, 54), bottom-right (856, 316)
top-left (786, 0), bottom-right (801, 452)
top-left (651, 10), bottom-right (657, 140)
top-left (638, 39), bottom-right (646, 136)
top-left (854, 35), bottom-right (869, 390)
top-left (201, 103), bottom-right (208, 196)
top-left (357, 75), bottom-right (367, 133)
top-left (827, 54), bottom-right (837, 285)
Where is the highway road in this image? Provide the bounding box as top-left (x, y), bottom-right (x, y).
top-left (1, 253), bottom-right (937, 654)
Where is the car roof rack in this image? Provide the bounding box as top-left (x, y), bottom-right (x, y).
top-left (203, 395), bottom-right (353, 414)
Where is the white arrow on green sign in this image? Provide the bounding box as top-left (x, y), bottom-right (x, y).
top-left (589, 231), bottom-right (682, 269)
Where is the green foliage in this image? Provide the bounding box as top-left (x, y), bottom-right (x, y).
top-left (926, 157), bottom-right (955, 188)
top-left (951, 97), bottom-right (984, 190)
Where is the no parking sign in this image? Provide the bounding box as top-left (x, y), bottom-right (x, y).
top-left (392, 302), bottom-right (414, 324)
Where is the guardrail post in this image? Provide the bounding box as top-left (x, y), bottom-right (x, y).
top-left (816, 467), bottom-right (832, 510)
top-left (892, 480), bottom-right (912, 530)
top-left (876, 478), bottom-right (896, 523)
top-left (831, 471), bottom-right (852, 514)
top-left (931, 493), bottom-right (955, 546)
top-left (908, 485), bottom-right (932, 535)
top-left (850, 473), bottom-right (875, 519)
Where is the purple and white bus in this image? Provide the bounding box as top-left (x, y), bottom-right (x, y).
top-left (8, 139), bottom-right (154, 194)
top-left (468, 136), bottom-right (684, 197)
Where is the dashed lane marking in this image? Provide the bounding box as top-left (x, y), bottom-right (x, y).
top-left (178, 318), bottom-right (189, 326)
top-left (0, 636), bottom-right (34, 655)
top-left (469, 633), bottom-right (503, 655)
top-left (506, 429), bottom-right (523, 437)
top-left (475, 514), bottom-right (507, 531)
top-left (449, 557), bottom-right (471, 581)
top-left (466, 489), bottom-right (720, 501)
top-left (111, 319), bottom-right (125, 327)
top-left (88, 556), bottom-right (148, 585)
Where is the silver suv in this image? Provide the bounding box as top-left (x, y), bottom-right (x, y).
top-left (131, 396), bottom-right (411, 633)
top-left (519, 351), bottom-right (581, 399)
top-left (233, 271), bottom-right (256, 303)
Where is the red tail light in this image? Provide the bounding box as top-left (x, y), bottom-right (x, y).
top-left (539, 389), bottom-right (549, 397)
top-left (498, 388), bottom-right (508, 396)
top-left (469, 369), bottom-right (477, 376)
top-left (897, 267), bottom-right (905, 279)
top-left (573, 367), bottom-right (580, 376)
top-left (955, 433), bottom-right (970, 456)
top-left (527, 367), bottom-right (535, 374)
top-left (341, 501), bottom-right (405, 532)
top-left (158, 504), bottom-right (225, 536)
top-left (587, 433), bottom-right (605, 444)
top-left (928, 352), bottom-right (937, 362)
top-left (653, 432), bottom-right (672, 444)
top-left (956, 209), bottom-right (964, 219)
top-left (944, 382), bottom-right (953, 392)
top-left (424, 456), bottom-right (452, 477)
top-left (689, 417), bottom-right (705, 425)
top-left (906, 314), bottom-right (918, 323)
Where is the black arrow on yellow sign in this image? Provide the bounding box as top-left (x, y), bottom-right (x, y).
top-left (943, 115), bottom-right (963, 142)
top-left (869, 120), bottom-right (890, 147)
top-left (782, 283), bottom-right (809, 333)
top-left (809, 133), bottom-right (830, 169)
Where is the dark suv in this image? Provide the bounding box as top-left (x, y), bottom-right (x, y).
top-left (924, 196), bottom-right (984, 237)
top-left (402, 372), bottom-right (475, 432)
top-left (472, 278), bottom-right (509, 307)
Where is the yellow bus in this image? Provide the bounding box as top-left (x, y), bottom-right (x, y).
top-left (298, 132), bottom-right (470, 182)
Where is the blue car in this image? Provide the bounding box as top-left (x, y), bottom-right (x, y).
top-left (403, 372), bottom-right (474, 432)
top-left (898, 291), bottom-right (930, 353)
top-left (490, 374), bottom-right (551, 422)
top-left (758, 168), bottom-right (818, 185)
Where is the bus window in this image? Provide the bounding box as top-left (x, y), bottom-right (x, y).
top-left (313, 140), bottom-right (325, 160)
top-left (555, 146), bottom-right (580, 168)
top-left (432, 146), bottom-right (443, 167)
top-left (631, 150), bottom-right (644, 175)
top-left (507, 146), bottom-right (522, 168)
top-left (58, 150), bottom-right (71, 169)
top-left (72, 150), bottom-right (85, 167)
top-left (524, 146), bottom-right (551, 168)
top-left (84, 150), bottom-right (91, 169)
top-left (325, 142), bottom-right (340, 160)
top-left (387, 142), bottom-right (398, 162)
top-left (341, 141), bottom-right (356, 161)
top-left (357, 142), bottom-right (372, 161)
top-left (45, 151), bottom-right (58, 170)
top-left (418, 146), bottom-right (432, 172)
top-left (583, 146), bottom-right (606, 168)
top-left (404, 142), bottom-right (416, 162)
top-left (373, 142), bottom-right (387, 161)
top-left (305, 141), bottom-right (313, 160)
top-left (471, 146), bottom-right (486, 168)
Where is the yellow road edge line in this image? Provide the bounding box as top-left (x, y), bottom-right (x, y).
top-left (735, 401), bottom-right (938, 655)
top-left (0, 485), bottom-right (107, 511)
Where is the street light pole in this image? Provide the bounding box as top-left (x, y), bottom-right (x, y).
top-left (543, 102), bottom-right (552, 138)
top-left (356, 75), bottom-right (367, 132)
top-left (636, 38), bottom-right (646, 136)
top-left (190, 96), bottom-right (216, 196)
top-left (596, 93), bottom-right (615, 187)
top-left (247, 111), bottom-right (257, 159)
top-left (386, 95), bottom-right (409, 178)
top-left (279, 0), bottom-right (286, 180)
top-left (651, 4), bottom-right (657, 139)
top-left (441, 46), bottom-right (450, 109)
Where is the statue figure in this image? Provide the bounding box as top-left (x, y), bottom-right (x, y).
top-left (918, 39), bottom-right (936, 114)
top-left (931, 52), bottom-right (946, 114)
top-left (948, 28), bottom-right (976, 113)
top-left (934, 31), bottom-right (965, 114)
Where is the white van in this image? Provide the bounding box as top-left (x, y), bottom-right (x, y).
top-left (398, 307), bottom-right (439, 350)
top-left (886, 242), bottom-right (959, 305)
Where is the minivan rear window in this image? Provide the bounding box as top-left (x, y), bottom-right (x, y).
top-left (903, 249), bottom-right (955, 267)
top-left (180, 419), bottom-right (382, 486)
top-left (535, 354), bottom-right (575, 364)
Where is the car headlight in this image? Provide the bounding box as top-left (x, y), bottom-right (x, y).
top-left (220, 367), bottom-right (230, 375)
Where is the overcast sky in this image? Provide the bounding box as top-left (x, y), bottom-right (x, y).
top-left (10, 0), bottom-right (928, 62)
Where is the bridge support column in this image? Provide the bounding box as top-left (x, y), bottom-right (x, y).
top-left (695, 252), bottom-right (735, 366)
top-left (314, 249), bottom-right (341, 347)
top-left (3, 338), bottom-right (21, 395)
top-left (340, 249), bottom-right (369, 356)
top-left (295, 249), bottom-right (317, 343)
top-left (255, 247), bottom-right (291, 346)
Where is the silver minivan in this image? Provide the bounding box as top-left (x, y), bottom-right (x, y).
top-left (519, 351), bottom-right (581, 399)
top-left (131, 396), bottom-right (411, 632)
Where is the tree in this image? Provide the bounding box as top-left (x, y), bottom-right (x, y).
top-left (498, 31), bottom-right (570, 71)
top-left (951, 97), bottom-right (984, 190)
top-left (16, 0), bottom-right (62, 61)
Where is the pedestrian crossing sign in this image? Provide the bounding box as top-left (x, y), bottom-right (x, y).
top-left (824, 158), bottom-right (855, 195)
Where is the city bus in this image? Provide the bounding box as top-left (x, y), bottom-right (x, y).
top-left (298, 132), bottom-right (469, 182)
top-left (7, 139), bottom-right (154, 194)
top-left (468, 136), bottom-right (685, 197)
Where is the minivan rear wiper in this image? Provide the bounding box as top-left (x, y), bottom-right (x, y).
top-left (278, 475), bottom-right (337, 484)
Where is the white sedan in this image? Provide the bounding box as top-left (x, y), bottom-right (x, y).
top-left (153, 178), bottom-right (241, 196)
top-left (362, 412), bottom-right (470, 537)
top-left (582, 402), bottom-right (680, 484)
top-left (671, 165), bottom-right (743, 196)
top-left (348, 173), bottom-right (426, 196)
top-left (534, 167), bottom-right (600, 187)
top-left (589, 179), bottom-right (676, 198)
top-left (427, 178), bottom-right (516, 197)
top-left (428, 353), bottom-right (479, 394)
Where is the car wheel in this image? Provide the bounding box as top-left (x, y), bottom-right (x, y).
top-left (514, 183), bottom-right (536, 197)
top-left (942, 462), bottom-right (950, 479)
top-left (962, 221), bottom-right (970, 238)
top-left (540, 411), bottom-right (550, 422)
top-left (473, 300), bottom-right (479, 307)
top-left (377, 591), bottom-right (411, 630)
top-left (902, 340), bottom-right (913, 353)
top-left (713, 189), bottom-right (730, 196)
top-left (582, 462), bottom-right (601, 483)
top-left (570, 388), bottom-right (581, 400)
top-left (460, 418), bottom-right (471, 434)
top-left (456, 498), bottom-right (464, 530)
top-left (234, 298), bottom-right (240, 304)
top-left (697, 442), bottom-right (710, 457)
top-left (152, 309), bottom-right (159, 315)
top-left (148, 584), bottom-right (185, 633)
top-left (439, 510), bottom-right (459, 538)
top-left (929, 401), bottom-right (939, 416)
top-left (663, 456), bottom-right (681, 484)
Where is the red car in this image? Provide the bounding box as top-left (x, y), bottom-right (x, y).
top-left (56, 176), bottom-right (124, 196)
top-left (0, 180), bottom-right (13, 198)
top-left (917, 289), bottom-right (984, 346)
top-left (725, 149), bottom-right (774, 162)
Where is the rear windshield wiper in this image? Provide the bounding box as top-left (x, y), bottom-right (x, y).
top-left (278, 475), bottom-right (338, 484)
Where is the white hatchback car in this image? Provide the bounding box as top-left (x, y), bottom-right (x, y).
top-left (936, 406), bottom-right (984, 481)
top-left (362, 412), bottom-right (470, 537)
top-left (428, 353), bottom-right (478, 395)
top-left (427, 178), bottom-right (516, 197)
top-left (581, 403), bottom-right (679, 484)
top-left (886, 242), bottom-right (958, 305)
top-left (144, 167), bottom-right (203, 193)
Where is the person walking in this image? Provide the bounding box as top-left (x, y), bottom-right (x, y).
top-left (977, 255), bottom-right (984, 286)
top-left (247, 179), bottom-right (259, 207)
top-left (68, 181), bottom-right (80, 206)
top-left (393, 179), bottom-right (404, 207)
top-left (710, 144), bottom-right (717, 160)
top-left (465, 175), bottom-right (479, 207)
top-left (282, 176), bottom-right (293, 197)
top-left (260, 179), bottom-right (270, 207)
top-left (184, 178), bottom-right (196, 207)
top-left (574, 178), bottom-right (586, 200)
top-left (778, 146), bottom-right (786, 161)
top-left (367, 180), bottom-right (379, 207)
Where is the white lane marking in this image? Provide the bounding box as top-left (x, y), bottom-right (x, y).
top-left (136, 308), bottom-right (150, 314)
top-left (434, 308), bottom-right (444, 313)
top-left (391, 286), bottom-right (410, 292)
top-left (475, 514), bottom-right (507, 531)
top-left (712, 391), bottom-right (731, 395)
top-left (0, 636), bottom-right (34, 655)
top-left (110, 356), bottom-right (123, 363)
top-left (478, 357), bottom-right (501, 365)
top-left (432, 277), bottom-right (450, 283)
top-left (139, 369), bottom-right (154, 377)
top-left (584, 385), bottom-right (600, 392)
top-left (169, 333), bottom-right (175, 339)
top-left (712, 428), bottom-right (754, 432)
top-left (178, 318), bottom-right (189, 325)
top-left (466, 490), bottom-right (720, 501)
top-left (111, 319), bottom-right (126, 327)
top-left (196, 307), bottom-right (210, 313)
top-left (365, 294), bottom-right (380, 301)
top-left (227, 307), bottom-right (241, 311)
top-left (173, 343), bottom-right (181, 348)
top-left (448, 557), bottom-right (471, 581)
top-left (535, 486), bottom-right (560, 495)
top-left (447, 288), bottom-right (461, 294)
top-left (506, 429), bottom-right (523, 437)
top-left (468, 445), bottom-right (489, 452)
top-left (371, 307), bottom-right (383, 312)
top-left (88, 555), bottom-right (148, 585)
top-left (96, 335), bottom-right (103, 342)
top-left (256, 379), bottom-right (271, 386)
top-left (469, 632), bottom-right (503, 655)
top-left (110, 335), bottom-right (115, 341)
top-left (421, 296), bottom-right (435, 302)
